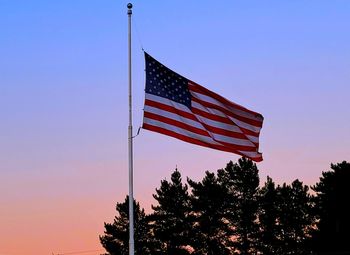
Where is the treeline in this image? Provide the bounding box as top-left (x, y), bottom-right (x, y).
top-left (100, 158), bottom-right (350, 255)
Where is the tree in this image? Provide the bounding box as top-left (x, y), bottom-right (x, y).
top-left (188, 171), bottom-right (231, 255)
top-left (311, 161), bottom-right (350, 254)
top-left (258, 176), bottom-right (279, 254)
top-left (275, 180), bottom-right (314, 255)
top-left (217, 158), bottom-right (260, 255)
top-left (100, 196), bottom-right (156, 255)
top-left (151, 169), bottom-right (191, 255)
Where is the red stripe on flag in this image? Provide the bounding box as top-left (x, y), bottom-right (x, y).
top-left (192, 98), bottom-right (262, 142)
top-left (191, 96), bottom-right (263, 128)
top-left (145, 99), bottom-right (197, 121)
top-left (191, 106), bottom-right (261, 138)
top-left (189, 81), bottom-right (263, 119)
top-left (199, 122), bottom-right (251, 140)
top-left (143, 111), bottom-right (258, 152)
top-left (142, 123), bottom-right (263, 162)
top-left (143, 111), bottom-right (209, 137)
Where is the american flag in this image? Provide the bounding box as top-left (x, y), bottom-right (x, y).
top-left (142, 52), bottom-right (264, 162)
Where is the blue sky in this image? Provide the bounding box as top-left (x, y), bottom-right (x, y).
top-left (1, 1), bottom-right (349, 254)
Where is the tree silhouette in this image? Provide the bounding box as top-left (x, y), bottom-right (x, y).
top-left (99, 159), bottom-right (350, 255)
top-left (275, 180), bottom-right (314, 255)
top-left (258, 176), bottom-right (279, 254)
top-left (218, 158), bottom-right (260, 255)
top-left (188, 171), bottom-right (231, 255)
top-left (151, 169), bottom-right (191, 255)
top-left (100, 196), bottom-right (156, 255)
top-left (311, 161), bottom-right (350, 254)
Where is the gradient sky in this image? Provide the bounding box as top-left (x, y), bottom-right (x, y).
top-left (1, 1), bottom-right (349, 254)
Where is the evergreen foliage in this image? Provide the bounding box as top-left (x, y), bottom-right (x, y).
top-left (275, 180), bottom-right (314, 254)
top-left (258, 176), bottom-right (279, 254)
top-left (99, 196), bottom-right (156, 255)
top-left (100, 158), bottom-right (349, 255)
top-left (151, 169), bottom-right (191, 255)
top-left (188, 171), bottom-right (231, 255)
top-left (312, 161), bottom-right (350, 254)
top-left (217, 158), bottom-right (260, 254)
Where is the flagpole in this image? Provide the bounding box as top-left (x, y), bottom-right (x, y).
top-left (127, 3), bottom-right (135, 255)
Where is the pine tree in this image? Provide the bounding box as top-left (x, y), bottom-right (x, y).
top-left (217, 158), bottom-right (260, 255)
top-left (100, 196), bottom-right (156, 255)
top-left (275, 180), bottom-right (313, 255)
top-left (258, 176), bottom-right (279, 254)
top-left (188, 171), bottom-right (231, 255)
top-left (151, 169), bottom-right (191, 255)
top-left (312, 161), bottom-right (350, 254)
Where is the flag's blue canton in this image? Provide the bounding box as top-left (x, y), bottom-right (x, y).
top-left (145, 53), bottom-right (192, 108)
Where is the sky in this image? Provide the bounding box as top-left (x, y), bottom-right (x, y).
top-left (1, 0), bottom-right (349, 254)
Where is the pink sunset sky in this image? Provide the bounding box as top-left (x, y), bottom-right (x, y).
top-left (1, 1), bottom-right (349, 254)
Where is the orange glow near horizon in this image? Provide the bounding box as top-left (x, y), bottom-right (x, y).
top-left (1, 1), bottom-right (350, 254)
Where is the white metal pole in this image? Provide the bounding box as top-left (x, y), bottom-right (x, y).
top-left (127, 3), bottom-right (134, 255)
